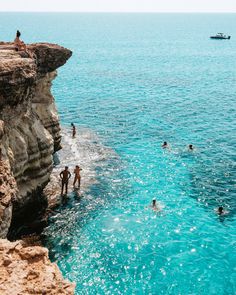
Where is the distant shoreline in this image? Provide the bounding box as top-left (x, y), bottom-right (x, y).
top-left (1, 11), bottom-right (236, 14)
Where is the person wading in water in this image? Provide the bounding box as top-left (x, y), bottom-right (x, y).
top-left (71, 123), bottom-right (76, 138)
top-left (60, 166), bottom-right (71, 195)
top-left (73, 165), bottom-right (82, 189)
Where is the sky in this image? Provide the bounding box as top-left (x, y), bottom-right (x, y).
top-left (0, 0), bottom-right (236, 12)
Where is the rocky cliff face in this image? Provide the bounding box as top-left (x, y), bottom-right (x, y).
top-left (0, 238), bottom-right (75, 294)
top-left (0, 43), bottom-right (72, 238)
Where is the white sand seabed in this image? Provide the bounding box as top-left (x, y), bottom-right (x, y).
top-left (44, 127), bottom-right (117, 208)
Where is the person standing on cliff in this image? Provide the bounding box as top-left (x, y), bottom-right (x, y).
top-left (60, 166), bottom-right (71, 195)
top-left (73, 165), bottom-right (82, 189)
top-left (71, 123), bottom-right (76, 138)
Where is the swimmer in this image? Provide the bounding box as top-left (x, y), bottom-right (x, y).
top-left (59, 166), bottom-right (71, 195)
top-left (215, 206), bottom-right (229, 216)
top-left (162, 141), bottom-right (169, 149)
top-left (71, 123), bottom-right (76, 138)
top-left (151, 199), bottom-right (160, 212)
top-left (218, 206), bottom-right (224, 215)
top-left (188, 144), bottom-right (194, 151)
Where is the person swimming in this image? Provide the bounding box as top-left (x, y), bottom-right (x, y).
top-left (151, 199), bottom-right (160, 211)
top-left (14, 30), bottom-right (26, 51)
top-left (162, 141), bottom-right (168, 149)
top-left (188, 144), bottom-right (194, 150)
top-left (215, 206), bottom-right (229, 216)
top-left (73, 165), bottom-right (82, 188)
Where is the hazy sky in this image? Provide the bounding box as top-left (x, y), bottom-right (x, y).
top-left (0, 0), bottom-right (236, 12)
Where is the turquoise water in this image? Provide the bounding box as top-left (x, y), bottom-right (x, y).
top-left (1, 13), bottom-right (236, 294)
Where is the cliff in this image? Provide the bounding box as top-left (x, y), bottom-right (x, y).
top-left (0, 42), bottom-right (74, 294)
top-left (0, 238), bottom-right (75, 294)
top-left (0, 43), bottom-right (72, 238)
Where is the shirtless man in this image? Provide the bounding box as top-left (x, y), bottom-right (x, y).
top-left (59, 166), bottom-right (71, 195)
top-left (71, 123), bottom-right (76, 138)
top-left (73, 165), bottom-right (82, 188)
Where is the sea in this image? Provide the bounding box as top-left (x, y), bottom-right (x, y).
top-left (1, 13), bottom-right (236, 294)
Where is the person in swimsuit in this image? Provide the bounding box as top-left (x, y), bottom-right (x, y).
top-left (73, 165), bottom-right (82, 188)
top-left (59, 166), bottom-right (71, 195)
top-left (71, 123), bottom-right (76, 138)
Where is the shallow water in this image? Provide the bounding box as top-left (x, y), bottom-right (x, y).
top-left (1, 13), bottom-right (236, 294)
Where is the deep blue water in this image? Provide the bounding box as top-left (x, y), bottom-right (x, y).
top-left (1, 13), bottom-right (236, 294)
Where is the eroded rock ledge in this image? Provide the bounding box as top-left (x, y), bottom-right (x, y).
top-left (0, 239), bottom-right (75, 294)
top-left (0, 43), bottom-right (73, 293)
top-left (0, 43), bottom-right (72, 238)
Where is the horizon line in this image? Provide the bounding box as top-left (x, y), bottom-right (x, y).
top-left (0, 11), bottom-right (236, 13)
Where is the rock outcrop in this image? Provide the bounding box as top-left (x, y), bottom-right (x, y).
top-left (0, 43), bottom-right (72, 238)
top-left (0, 238), bottom-right (75, 294)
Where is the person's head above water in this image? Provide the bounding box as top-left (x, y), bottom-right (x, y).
top-left (162, 141), bottom-right (168, 148)
top-left (189, 144), bottom-right (193, 150)
top-left (218, 206), bottom-right (224, 214)
top-left (16, 30), bottom-right (21, 38)
top-left (152, 199), bottom-right (156, 206)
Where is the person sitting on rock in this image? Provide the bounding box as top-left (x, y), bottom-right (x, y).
top-left (71, 123), bottom-right (76, 138)
top-left (14, 30), bottom-right (27, 51)
top-left (73, 165), bottom-right (82, 189)
top-left (59, 166), bottom-right (71, 195)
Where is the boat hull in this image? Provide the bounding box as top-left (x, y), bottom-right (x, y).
top-left (210, 36), bottom-right (231, 40)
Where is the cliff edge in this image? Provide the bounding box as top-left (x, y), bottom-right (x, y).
top-left (0, 43), bottom-right (72, 238)
top-left (0, 43), bottom-right (74, 294)
top-left (0, 238), bottom-right (75, 294)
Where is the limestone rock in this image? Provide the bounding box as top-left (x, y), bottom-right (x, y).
top-left (0, 239), bottom-right (75, 295)
top-left (0, 43), bottom-right (72, 238)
